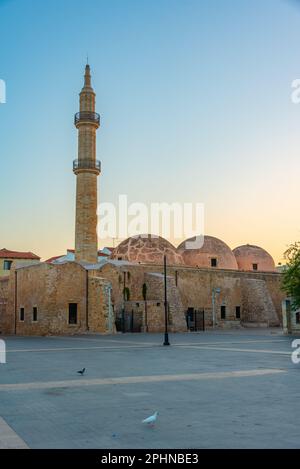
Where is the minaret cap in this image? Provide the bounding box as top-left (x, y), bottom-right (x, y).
top-left (84, 64), bottom-right (92, 88)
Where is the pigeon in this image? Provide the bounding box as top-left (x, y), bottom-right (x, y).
top-left (142, 411), bottom-right (159, 426)
top-left (77, 368), bottom-right (86, 376)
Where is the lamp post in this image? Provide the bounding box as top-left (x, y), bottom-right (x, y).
top-left (212, 287), bottom-right (221, 328)
top-left (163, 254), bottom-right (170, 346)
top-left (122, 271), bottom-right (126, 333)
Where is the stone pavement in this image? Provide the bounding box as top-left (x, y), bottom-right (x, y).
top-left (0, 417), bottom-right (28, 449)
top-left (0, 329), bottom-right (299, 449)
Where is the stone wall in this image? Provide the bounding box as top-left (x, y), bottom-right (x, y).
top-left (123, 301), bottom-right (165, 333)
top-left (0, 258), bottom-right (40, 277)
top-left (144, 272), bottom-right (186, 332)
top-left (7, 262), bottom-right (88, 335)
top-left (263, 274), bottom-right (284, 323)
top-left (241, 278), bottom-right (279, 326)
top-left (95, 262), bottom-right (284, 329)
top-left (97, 263), bottom-right (187, 332)
top-left (88, 276), bottom-right (114, 333)
top-left (0, 259), bottom-right (285, 335)
top-left (174, 268), bottom-right (242, 324)
top-left (93, 263), bottom-right (145, 316)
top-left (0, 262), bottom-right (113, 336)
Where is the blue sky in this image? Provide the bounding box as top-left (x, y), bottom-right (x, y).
top-left (0, 0), bottom-right (300, 261)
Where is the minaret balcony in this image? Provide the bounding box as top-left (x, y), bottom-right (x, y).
top-left (74, 111), bottom-right (100, 127)
top-left (73, 159), bottom-right (101, 175)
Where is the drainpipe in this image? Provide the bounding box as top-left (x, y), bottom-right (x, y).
top-left (122, 271), bottom-right (126, 333)
top-left (107, 286), bottom-right (113, 333)
top-left (14, 270), bottom-right (17, 335)
top-left (86, 270), bottom-right (89, 331)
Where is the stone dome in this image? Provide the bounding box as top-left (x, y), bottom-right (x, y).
top-left (112, 234), bottom-right (184, 265)
top-left (233, 244), bottom-right (276, 272)
top-left (177, 235), bottom-right (238, 270)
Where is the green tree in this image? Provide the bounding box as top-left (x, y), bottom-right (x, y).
top-left (282, 241), bottom-right (300, 310)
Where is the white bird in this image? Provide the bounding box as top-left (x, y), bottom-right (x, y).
top-left (142, 411), bottom-right (159, 426)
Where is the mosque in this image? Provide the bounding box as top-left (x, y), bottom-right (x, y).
top-left (0, 65), bottom-right (284, 336)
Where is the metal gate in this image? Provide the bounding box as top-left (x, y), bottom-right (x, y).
top-left (186, 308), bottom-right (205, 331)
top-left (115, 310), bottom-right (143, 333)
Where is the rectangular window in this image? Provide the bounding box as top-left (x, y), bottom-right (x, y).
top-left (3, 260), bottom-right (13, 270)
top-left (20, 308), bottom-right (25, 321)
top-left (221, 305), bottom-right (226, 319)
top-left (253, 263), bottom-right (258, 271)
top-left (33, 307), bottom-right (38, 322)
top-left (236, 306), bottom-right (241, 319)
top-left (296, 312), bottom-right (300, 324)
top-left (211, 258), bottom-right (217, 267)
top-left (68, 303), bottom-right (78, 325)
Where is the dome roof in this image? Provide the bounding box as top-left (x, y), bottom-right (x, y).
top-left (233, 244), bottom-right (276, 272)
top-left (177, 235), bottom-right (238, 270)
top-left (111, 234), bottom-right (184, 265)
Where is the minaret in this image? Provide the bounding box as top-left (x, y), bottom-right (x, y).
top-left (73, 64), bottom-right (100, 264)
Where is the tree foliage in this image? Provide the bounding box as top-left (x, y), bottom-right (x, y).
top-left (282, 242), bottom-right (300, 310)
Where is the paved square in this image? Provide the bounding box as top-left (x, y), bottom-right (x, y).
top-left (0, 329), bottom-right (299, 449)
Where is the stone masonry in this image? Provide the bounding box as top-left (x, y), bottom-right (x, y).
top-left (74, 64), bottom-right (100, 264)
top-left (0, 262), bottom-right (112, 336)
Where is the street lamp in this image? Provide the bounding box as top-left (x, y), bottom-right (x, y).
top-left (212, 287), bottom-right (221, 328)
top-left (122, 271), bottom-right (126, 333)
top-left (163, 255), bottom-right (170, 346)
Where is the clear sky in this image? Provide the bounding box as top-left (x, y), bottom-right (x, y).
top-left (0, 0), bottom-right (300, 262)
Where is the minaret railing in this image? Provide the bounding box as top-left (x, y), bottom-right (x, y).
top-left (73, 159), bottom-right (101, 173)
top-left (74, 111), bottom-right (100, 126)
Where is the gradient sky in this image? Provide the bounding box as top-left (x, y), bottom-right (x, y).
top-left (0, 0), bottom-right (300, 263)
